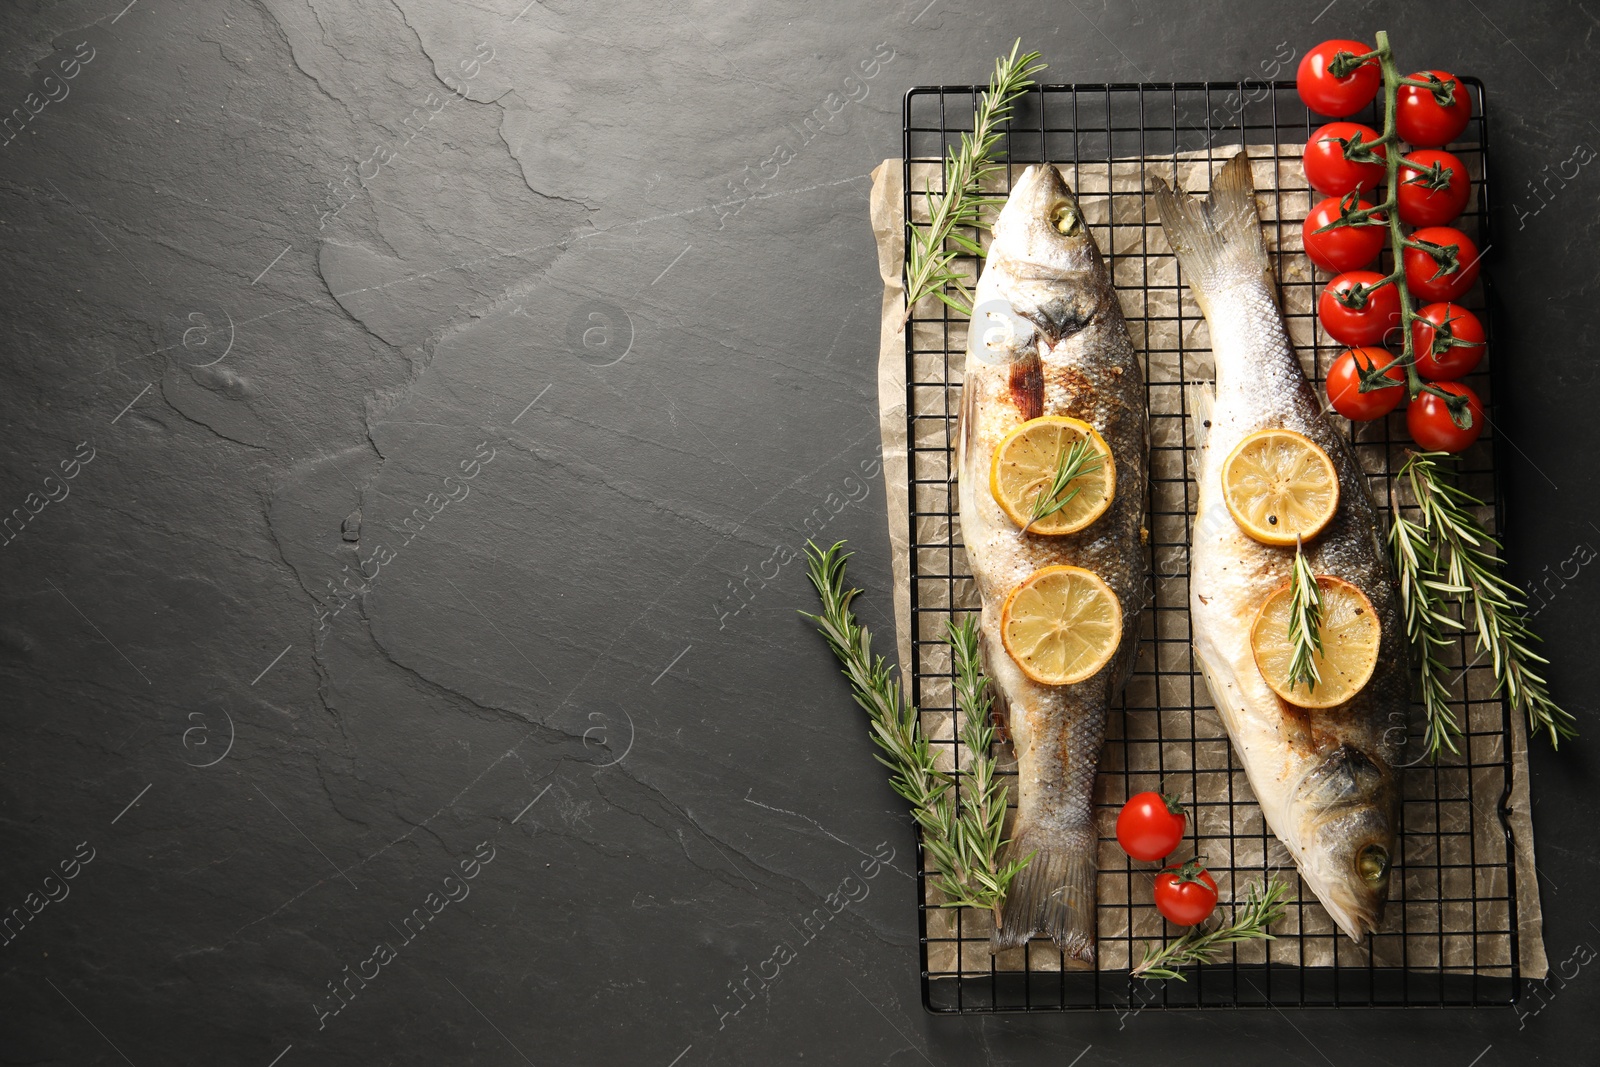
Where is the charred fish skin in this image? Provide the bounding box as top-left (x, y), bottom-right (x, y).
top-left (957, 164), bottom-right (1149, 962)
top-left (1153, 153), bottom-right (1403, 942)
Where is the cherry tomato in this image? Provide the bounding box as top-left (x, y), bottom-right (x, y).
top-left (1407, 381), bottom-right (1485, 453)
top-left (1303, 121), bottom-right (1387, 197)
top-left (1116, 791), bottom-right (1187, 862)
top-left (1396, 70), bottom-right (1472, 147)
top-left (1296, 39), bottom-right (1381, 117)
top-left (1411, 303), bottom-right (1485, 381)
top-left (1404, 226), bottom-right (1480, 303)
top-left (1153, 859), bottom-right (1218, 926)
top-left (1396, 149), bottom-right (1471, 227)
top-left (1303, 195), bottom-right (1385, 273)
top-left (1318, 270), bottom-right (1401, 346)
top-left (1326, 347), bottom-right (1407, 421)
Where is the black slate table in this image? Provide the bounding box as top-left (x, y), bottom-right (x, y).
top-left (1, 1), bottom-right (1595, 1064)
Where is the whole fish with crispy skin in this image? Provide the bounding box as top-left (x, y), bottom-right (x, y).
top-left (957, 164), bottom-right (1149, 962)
top-left (1153, 152), bottom-right (1402, 941)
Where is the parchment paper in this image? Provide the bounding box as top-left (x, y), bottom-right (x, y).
top-left (867, 152), bottom-right (1548, 981)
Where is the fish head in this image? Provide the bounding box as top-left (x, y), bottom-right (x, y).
top-left (1289, 743), bottom-right (1398, 940)
top-left (993, 163), bottom-right (1104, 274)
top-left (988, 165), bottom-right (1109, 344)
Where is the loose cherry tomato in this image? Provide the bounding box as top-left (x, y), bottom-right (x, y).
top-left (1396, 149), bottom-right (1471, 227)
top-left (1303, 194), bottom-right (1385, 273)
top-left (1303, 121), bottom-right (1387, 197)
top-left (1396, 70), bottom-right (1472, 147)
top-left (1153, 858), bottom-right (1219, 926)
top-left (1404, 226), bottom-right (1480, 303)
top-left (1326, 347), bottom-right (1407, 421)
top-left (1296, 39), bottom-right (1381, 117)
top-left (1407, 381), bottom-right (1484, 453)
top-left (1318, 270), bottom-right (1401, 346)
top-left (1411, 303), bottom-right (1485, 380)
top-left (1116, 791), bottom-right (1187, 862)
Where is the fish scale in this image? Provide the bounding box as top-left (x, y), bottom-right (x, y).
top-left (957, 163), bottom-right (1149, 962)
top-left (1155, 151), bottom-right (1404, 942)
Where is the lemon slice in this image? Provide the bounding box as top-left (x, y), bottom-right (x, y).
top-left (1000, 565), bottom-right (1123, 686)
top-left (1251, 575), bottom-right (1380, 709)
top-left (1221, 429), bottom-right (1339, 546)
top-left (990, 416), bottom-right (1115, 535)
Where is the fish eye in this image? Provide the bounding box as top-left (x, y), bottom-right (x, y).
top-left (1051, 203), bottom-right (1082, 236)
top-left (1356, 843), bottom-right (1390, 884)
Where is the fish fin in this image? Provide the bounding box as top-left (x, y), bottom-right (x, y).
top-left (1007, 349), bottom-right (1044, 422)
top-left (992, 824), bottom-right (1096, 962)
top-left (1151, 152), bottom-right (1272, 316)
top-left (957, 364), bottom-right (973, 477)
top-left (1186, 380), bottom-right (1216, 455)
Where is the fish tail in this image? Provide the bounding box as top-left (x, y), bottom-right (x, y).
top-left (992, 823), bottom-right (1096, 962)
top-left (1150, 151), bottom-right (1270, 316)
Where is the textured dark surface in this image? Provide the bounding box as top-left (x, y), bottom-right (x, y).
top-left (0, 1), bottom-right (1595, 1063)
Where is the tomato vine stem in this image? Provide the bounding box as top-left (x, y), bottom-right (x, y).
top-left (1368, 30), bottom-right (1428, 402)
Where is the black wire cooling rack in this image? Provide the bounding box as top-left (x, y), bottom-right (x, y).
top-left (900, 79), bottom-right (1520, 1012)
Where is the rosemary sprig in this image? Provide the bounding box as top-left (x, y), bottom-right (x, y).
top-left (1387, 499), bottom-right (1466, 759)
top-left (942, 615), bottom-right (1032, 921)
top-left (1392, 452), bottom-right (1577, 750)
top-left (902, 40), bottom-right (1046, 321)
top-left (1024, 438), bottom-right (1103, 532)
top-left (1132, 876), bottom-right (1293, 981)
top-left (802, 541), bottom-right (1028, 920)
top-left (1285, 538), bottom-right (1324, 695)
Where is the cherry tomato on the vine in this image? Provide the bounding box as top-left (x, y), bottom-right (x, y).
top-left (1404, 226), bottom-right (1480, 303)
top-left (1407, 381), bottom-right (1485, 453)
top-left (1396, 149), bottom-right (1471, 227)
top-left (1303, 195), bottom-right (1385, 273)
top-left (1296, 39), bottom-right (1381, 117)
top-left (1153, 859), bottom-right (1219, 926)
top-left (1396, 70), bottom-right (1472, 147)
top-left (1411, 302), bottom-right (1485, 380)
top-left (1326, 347), bottom-right (1407, 421)
top-left (1303, 121), bottom-right (1387, 197)
top-left (1116, 791), bottom-right (1187, 862)
top-left (1318, 270), bottom-right (1401, 346)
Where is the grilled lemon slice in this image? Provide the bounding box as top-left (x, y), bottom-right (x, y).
top-left (1221, 428), bottom-right (1339, 546)
top-left (1251, 575), bottom-right (1380, 709)
top-left (1000, 565), bottom-right (1123, 685)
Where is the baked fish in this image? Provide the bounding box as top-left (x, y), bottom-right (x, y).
top-left (1153, 152), bottom-right (1402, 941)
top-left (957, 164), bottom-right (1149, 961)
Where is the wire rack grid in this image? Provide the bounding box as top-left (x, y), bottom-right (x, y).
top-left (899, 79), bottom-right (1518, 1012)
